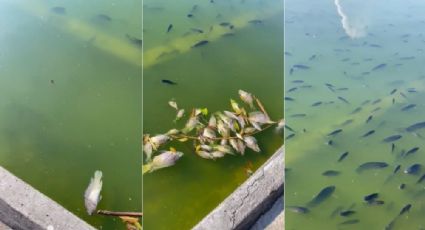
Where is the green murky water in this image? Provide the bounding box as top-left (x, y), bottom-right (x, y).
top-left (0, 0), bottom-right (141, 229)
top-left (286, 0), bottom-right (425, 229)
top-left (143, 0), bottom-right (283, 229)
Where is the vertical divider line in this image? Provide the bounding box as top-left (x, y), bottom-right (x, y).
top-left (141, 0), bottom-right (144, 227)
top-left (282, 0), bottom-right (286, 227)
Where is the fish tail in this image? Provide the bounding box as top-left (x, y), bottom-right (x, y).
top-left (142, 163), bottom-right (152, 174)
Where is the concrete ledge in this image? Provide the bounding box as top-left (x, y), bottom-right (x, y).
top-left (192, 146), bottom-right (284, 230)
top-left (0, 166), bottom-right (95, 230)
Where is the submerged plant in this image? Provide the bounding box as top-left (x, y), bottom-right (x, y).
top-left (143, 90), bottom-right (283, 174)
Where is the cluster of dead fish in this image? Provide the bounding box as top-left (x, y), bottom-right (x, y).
top-left (142, 90), bottom-right (283, 174)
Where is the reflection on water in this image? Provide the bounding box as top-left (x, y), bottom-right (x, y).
top-left (286, 0), bottom-right (425, 229)
top-left (143, 0), bottom-right (283, 229)
top-left (0, 0), bottom-right (141, 228)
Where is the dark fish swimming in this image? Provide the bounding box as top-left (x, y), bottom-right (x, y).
top-left (284, 97), bottom-right (294, 101)
top-left (404, 164), bottom-right (421, 175)
top-left (284, 125), bottom-right (295, 132)
top-left (391, 143), bottom-right (395, 152)
top-left (401, 104), bottom-right (416, 111)
top-left (284, 52), bottom-right (292, 56)
top-left (417, 174), bottom-right (425, 184)
top-left (339, 219), bottom-right (359, 225)
top-left (341, 119), bottom-right (354, 126)
top-left (399, 204), bottom-right (412, 216)
top-left (322, 170), bottom-right (340, 176)
top-left (364, 193), bottom-right (379, 202)
top-left (340, 210), bottom-right (356, 217)
top-left (337, 96), bottom-right (350, 104)
top-left (248, 19), bottom-right (263, 24)
top-left (126, 34), bottom-right (143, 48)
top-left (219, 22), bottom-right (231, 26)
top-left (51, 6), bottom-right (66, 15)
top-left (350, 107), bottom-right (362, 114)
top-left (356, 162), bottom-right (388, 173)
top-left (399, 183), bottom-right (406, 189)
top-left (406, 121), bottom-right (425, 132)
top-left (361, 130), bottom-right (375, 138)
top-left (94, 14), bottom-right (112, 22)
top-left (287, 87), bottom-right (298, 92)
top-left (167, 24), bottom-right (173, 33)
top-left (293, 64), bottom-right (310, 70)
top-left (161, 79), bottom-right (177, 85)
top-left (372, 63), bottom-right (387, 71)
top-left (292, 80), bottom-right (304, 83)
top-left (327, 140), bottom-right (333, 146)
top-left (404, 147), bottom-right (419, 158)
top-left (390, 89), bottom-right (397, 95)
top-left (192, 40), bottom-right (209, 48)
top-left (393, 165), bottom-right (401, 174)
top-left (366, 115), bottom-right (373, 123)
top-left (311, 101), bottom-right (322, 107)
top-left (327, 129), bottom-right (342, 136)
top-left (286, 133), bottom-right (295, 140)
top-left (372, 99), bottom-right (382, 105)
top-left (306, 185), bottom-right (335, 207)
top-left (338, 152), bottom-right (349, 162)
top-left (191, 28), bottom-right (204, 33)
top-left (382, 135), bottom-right (402, 143)
top-left (291, 113), bottom-right (306, 118)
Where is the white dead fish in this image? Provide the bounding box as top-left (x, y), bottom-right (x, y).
top-left (182, 116), bottom-right (199, 133)
top-left (249, 111), bottom-right (273, 124)
top-left (211, 151), bottom-right (225, 158)
top-left (168, 100), bottom-right (178, 110)
top-left (243, 127), bottom-right (257, 134)
top-left (208, 116), bottom-right (217, 128)
top-left (238, 90), bottom-right (254, 108)
top-left (143, 142), bottom-right (153, 161)
top-left (230, 139), bottom-right (246, 154)
top-left (244, 136), bottom-right (260, 152)
top-left (217, 120), bottom-right (230, 138)
top-left (214, 144), bottom-right (234, 155)
top-left (175, 109), bottom-right (185, 121)
top-left (150, 134), bottom-right (169, 148)
top-left (166, 129), bottom-right (180, 135)
top-left (230, 99), bottom-right (243, 114)
top-left (275, 118), bottom-right (284, 132)
top-left (203, 127), bottom-right (216, 139)
top-left (143, 150), bottom-right (183, 174)
top-left (84, 170), bottom-right (103, 215)
top-left (196, 150), bottom-right (215, 159)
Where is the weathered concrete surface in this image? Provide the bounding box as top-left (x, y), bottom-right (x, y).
top-left (0, 166), bottom-right (95, 230)
top-left (250, 196), bottom-right (284, 230)
top-left (192, 146), bottom-right (284, 230)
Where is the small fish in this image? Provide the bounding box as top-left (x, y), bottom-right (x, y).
top-left (399, 183), bottom-right (406, 189)
top-left (362, 100), bottom-right (371, 105)
top-left (327, 140), bottom-right (333, 146)
top-left (382, 135), bottom-right (402, 143)
top-left (322, 170), bottom-right (340, 176)
top-left (399, 204), bottom-right (412, 216)
top-left (167, 24), bottom-right (173, 33)
top-left (284, 52), bottom-right (292, 56)
top-left (338, 152), bottom-right (349, 162)
top-left (311, 101), bottom-right (322, 107)
top-left (306, 185), bottom-right (336, 207)
top-left (361, 130), bottom-right (375, 138)
top-left (401, 104), bottom-right (416, 111)
top-left (284, 97), bottom-right (294, 101)
top-left (364, 193), bottom-right (379, 202)
top-left (292, 80), bottom-right (304, 83)
top-left (341, 119), bottom-right (354, 126)
top-left (417, 174), bottom-right (425, 184)
top-left (391, 143), bottom-right (395, 152)
top-left (192, 40), bottom-right (209, 48)
top-left (285, 133), bottom-right (295, 140)
top-left (126, 34), bottom-right (143, 47)
top-left (161, 79), bottom-right (177, 85)
top-left (287, 87), bottom-right (298, 92)
top-left (291, 113), bottom-right (306, 118)
top-left (406, 121), bottom-right (425, 132)
top-left (366, 115), bottom-right (373, 123)
top-left (95, 14), bottom-right (111, 22)
top-left (372, 99), bottom-right (382, 105)
top-left (287, 206), bottom-right (309, 214)
top-left (393, 165), bottom-right (401, 174)
top-left (248, 19), bottom-right (263, 24)
top-left (356, 162), bottom-right (388, 173)
top-left (50, 79), bottom-right (55, 84)
top-left (404, 147), bottom-right (419, 158)
top-left (327, 129), bottom-right (342, 136)
top-left (187, 13), bottom-right (194, 18)
top-left (337, 96), bottom-right (350, 104)
top-left (219, 22), bottom-right (231, 26)
top-left (372, 63), bottom-right (387, 71)
top-left (390, 89), bottom-right (397, 95)
top-left (309, 54), bottom-right (317, 60)
top-left (339, 219), bottom-right (359, 225)
top-left (289, 68), bottom-right (294, 75)
top-left (407, 88), bottom-right (417, 93)
top-left (340, 210), bottom-right (356, 217)
top-left (51, 6), bottom-right (66, 15)
top-left (293, 64), bottom-right (310, 69)
top-left (404, 164), bottom-right (421, 174)
top-left (191, 28), bottom-right (204, 33)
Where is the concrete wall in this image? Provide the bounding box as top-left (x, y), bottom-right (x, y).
top-left (0, 166), bottom-right (95, 230)
top-left (192, 146), bottom-right (284, 230)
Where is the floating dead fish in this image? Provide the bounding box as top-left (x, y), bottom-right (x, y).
top-left (287, 206), bottom-right (309, 214)
top-left (361, 130), bottom-right (375, 138)
top-left (404, 164), bottom-right (421, 174)
top-left (382, 135), bottom-right (402, 143)
top-left (143, 150), bottom-right (183, 173)
top-left (356, 162), bottom-right (388, 173)
top-left (306, 185), bottom-right (335, 207)
top-left (406, 121), bottom-right (425, 132)
top-left (192, 40), bottom-right (209, 48)
top-left (337, 96), bottom-right (350, 104)
top-left (84, 170), bottom-right (103, 215)
top-left (372, 63), bottom-right (387, 71)
top-left (162, 79), bottom-right (177, 85)
top-left (293, 64), bottom-right (310, 69)
top-left (167, 24), bottom-right (173, 33)
top-left (322, 170), bottom-right (340, 176)
top-left (338, 152), bottom-right (349, 162)
top-left (404, 147), bottom-right (419, 158)
top-left (327, 129), bottom-right (342, 136)
top-left (51, 6), bottom-right (66, 15)
top-left (401, 104), bottom-right (416, 111)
